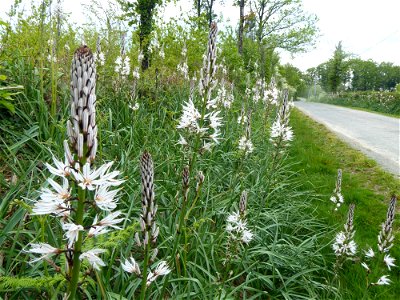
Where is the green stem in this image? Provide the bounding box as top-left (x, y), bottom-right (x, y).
top-left (139, 243), bottom-right (150, 300)
top-left (68, 187), bottom-right (86, 299)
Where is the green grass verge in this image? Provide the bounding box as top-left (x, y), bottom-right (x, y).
top-left (289, 108), bottom-right (400, 299)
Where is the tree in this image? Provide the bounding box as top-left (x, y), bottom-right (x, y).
top-left (118, 0), bottom-right (164, 71)
top-left (193, 0), bottom-right (223, 25)
top-left (279, 63), bottom-right (306, 97)
top-left (235, 0), bottom-right (246, 55)
top-left (251, 0), bottom-right (317, 51)
top-left (327, 41), bottom-right (349, 93)
top-left (248, 0), bottom-right (318, 78)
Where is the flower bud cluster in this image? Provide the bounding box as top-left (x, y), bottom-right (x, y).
top-left (67, 46), bottom-right (98, 162)
top-left (177, 44), bottom-right (189, 80)
top-left (238, 110), bottom-right (254, 154)
top-left (378, 195), bottom-right (396, 252)
top-left (122, 152), bottom-right (171, 287)
top-left (330, 169), bottom-right (344, 210)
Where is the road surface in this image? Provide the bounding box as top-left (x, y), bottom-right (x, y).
top-left (294, 102), bottom-right (400, 177)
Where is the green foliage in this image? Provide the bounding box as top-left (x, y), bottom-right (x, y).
top-left (0, 72), bottom-right (23, 113)
top-left (312, 90), bottom-right (400, 116)
top-left (0, 275), bottom-right (65, 292)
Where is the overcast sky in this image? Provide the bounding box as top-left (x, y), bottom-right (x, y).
top-left (1, 0), bottom-right (399, 71)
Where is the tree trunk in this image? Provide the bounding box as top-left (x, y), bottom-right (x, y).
top-left (208, 0), bottom-right (214, 26)
top-left (196, 0), bottom-right (201, 18)
top-left (139, 1), bottom-right (155, 71)
top-left (238, 0), bottom-right (245, 55)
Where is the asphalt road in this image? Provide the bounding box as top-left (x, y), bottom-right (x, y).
top-left (294, 101), bottom-right (400, 177)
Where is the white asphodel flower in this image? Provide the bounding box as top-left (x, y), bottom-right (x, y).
top-left (40, 178), bottom-right (71, 203)
top-left (79, 249), bottom-right (106, 271)
top-left (62, 223), bottom-right (84, 248)
top-left (206, 111), bottom-right (222, 129)
top-left (177, 99), bottom-right (201, 132)
top-left (45, 156), bottom-right (71, 177)
top-left (94, 185), bottom-right (120, 211)
top-left (72, 162), bottom-right (123, 191)
top-left (88, 211), bottom-right (124, 237)
top-left (332, 231), bottom-right (357, 256)
top-left (146, 261), bottom-right (171, 286)
top-left (238, 136), bottom-right (254, 153)
top-left (132, 67), bottom-right (140, 79)
top-left (177, 135), bottom-right (188, 146)
top-left (237, 115), bottom-right (247, 125)
top-left (374, 275), bottom-right (391, 285)
top-left (365, 248), bottom-right (375, 258)
top-left (361, 262), bottom-right (370, 271)
top-left (121, 256), bottom-right (141, 275)
top-left (27, 243), bottom-right (61, 263)
top-left (226, 211), bottom-right (253, 244)
top-left (383, 254), bottom-right (396, 270)
top-left (270, 120), bottom-right (293, 142)
top-left (32, 178), bottom-right (71, 216)
top-left (97, 211), bottom-right (124, 229)
top-left (129, 103), bottom-right (139, 111)
top-left (241, 229), bottom-right (253, 244)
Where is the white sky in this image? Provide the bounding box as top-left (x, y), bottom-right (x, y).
top-left (1, 0), bottom-right (399, 71)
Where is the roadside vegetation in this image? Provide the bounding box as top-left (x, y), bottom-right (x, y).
top-left (0, 0), bottom-right (398, 299)
top-left (303, 42), bottom-right (400, 115)
top-left (290, 109), bottom-right (400, 299)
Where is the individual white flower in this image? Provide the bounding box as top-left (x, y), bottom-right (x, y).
top-left (177, 99), bottom-right (201, 132)
top-left (121, 256), bottom-right (141, 275)
top-left (210, 130), bottom-right (221, 145)
top-left (177, 135), bottom-right (188, 146)
top-left (32, 178), bottom-right (71, 216)
top-left (64, 44), bottom-right (70, 52)
top-left (361, 262), bottom-right (370, 271)
top-left (159, 45), bottom-right (165, 59)
top-left (154, 261), bottom-right (171, 276)
top-left (237, 115), bottom-right (247, 125)
top-left (45, 156), bottom-right (71, 177)
top-left (98, 52), bottom-right (105, 65)
top-left (129, 103), bottom-right (140, 111)
top-left (132, 67), bottom-right (140, 79)
top-left (146, 261), bottom-right (171, 286)
top-left (242, 229), bottom-right (253, 244)
top-left (72, 162), bottom-right (123, 191)
top-left (79, 249), bottom-right (106, 271)
top-left (365, 248), bottom-right (375, 258)
top-left (238, 136), bottom-right (254, 153)
top-left (337, 193), bottom-right (344, 203)
top-left (94, 184), bottom-right (120, 211)
top-left (348, 240), bottom-right (357, 256)
top-left (27, 243), bottom-right (61, 263)
top-left (177, 61), bottom-right (189, 79)
top-left (97, 211), bottom-right (124, 229)
top-left (374, 275), bottom-right (391, 285)
top-left (383, 254), bottom-right (396, 270)
top-left (227, 212), bottom-right (240, 224)
top-left (62, 223), bottom-right (84, 248)
top-left (207, 111), bottom-right (222, 129)
top-left (115, 56), bottom-right (130, 77)
top-left (94, 52), bottom-right (105, 66)
top-left (40, 178), bottom-right (70, 203)
top-left (88, 212), bottom-right (123, 237)
top-left (202, 142), bottom-right (213, 152)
